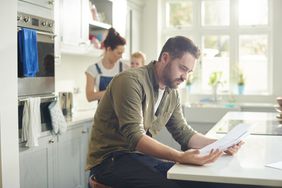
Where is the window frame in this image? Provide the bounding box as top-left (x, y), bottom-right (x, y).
top-left (161, 0), bottom-right (273, 95)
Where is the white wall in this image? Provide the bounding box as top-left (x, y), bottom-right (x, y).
top-left (141, 0), bottom-right (162, 62)
top-left (55, 54), bottom-right (100, 110)
top-left (0, 0), bottom-right (20, 187)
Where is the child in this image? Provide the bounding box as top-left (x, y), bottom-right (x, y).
top-left (130, 51), bottom-right (146, 68)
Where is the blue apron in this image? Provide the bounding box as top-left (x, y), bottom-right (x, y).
top-left (95, 62), bottom-right (123, 91)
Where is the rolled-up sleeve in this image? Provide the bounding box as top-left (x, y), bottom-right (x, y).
top-left (110, 74), bottom-right (146, 150)
top-left (165, 92), bottom-right (197, 151)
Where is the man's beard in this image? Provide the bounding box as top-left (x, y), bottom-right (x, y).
top-left (163, 62), bottom-right (184, 89)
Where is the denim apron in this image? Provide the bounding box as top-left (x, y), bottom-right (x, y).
top-left (95, 62), bottom-right (123, 91)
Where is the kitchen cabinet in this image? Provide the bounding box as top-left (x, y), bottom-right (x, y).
top-left (55, 0), bottom-right (127, 57)
top-left (19, 134), bottom-right (56, 188)
top-left (19, 121), bottom-right (93, 188)
top-left (58, 0), bottom-right (90, 54)
top-left (56, 0), bottom-right (117, 56)
top-left (18, 0), bottom-right (54, 9)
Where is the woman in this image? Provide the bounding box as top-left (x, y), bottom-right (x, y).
top-left (85, 28), bottom-right (128, 102)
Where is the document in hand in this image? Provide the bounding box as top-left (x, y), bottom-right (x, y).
top-left (200, 123), bottom-right (253, 155)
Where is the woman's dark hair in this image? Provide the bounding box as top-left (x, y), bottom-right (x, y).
top-left (103, 27), bottom-right (126, 50)
top-left (158, 36), bottom-right (200, 61)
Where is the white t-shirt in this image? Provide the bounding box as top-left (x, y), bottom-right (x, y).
top-left (86, 60), bottom-right (129, 91)
top-left (154, 89), bottom-right (165, 114)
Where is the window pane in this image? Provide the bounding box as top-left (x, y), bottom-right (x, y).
top-left (239, 0), bottom-right (268, 25)
top-left (166, 1), bottom-right (193, 27)
top-left (202, 35), bottom-right (230, 92)
top-left (201, 0), bottom-right (229, 26)
top-left (239, 35), bottom-right (268, 93)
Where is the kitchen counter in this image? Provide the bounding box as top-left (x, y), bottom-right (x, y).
top-left (66, 108), bottom-right (96, 126)
top-left (168, 112), bottom-right (282, 187)
top-left (19, 108), bottom-right (96, 144)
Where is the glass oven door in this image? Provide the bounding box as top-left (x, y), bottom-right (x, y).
top-left (18, 30), bottom-right (55, 96)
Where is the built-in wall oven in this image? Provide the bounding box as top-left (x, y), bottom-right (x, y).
top-left (17, 11), bottom-right (55, 96)
top-left (17, 11), bottom-right (56, 133)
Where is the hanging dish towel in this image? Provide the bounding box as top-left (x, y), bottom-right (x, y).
top-left (48, 100), bottom-right (67, 134)
top-left (18, 28), bottom-right (39, 77)
top-left (21, 97), bottom-right (41, 147)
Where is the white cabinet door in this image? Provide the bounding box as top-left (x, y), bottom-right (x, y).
top-left (55, 124), bottom-right (89, 188)
top-left (19, 135), bottom-right (57, 188)
top-left (81, 121), bottom-right (93, 186)
top-left (18, 0), bottom-right (54, 9)
top-left (19, 122), bottom-right (93, 188)
top-left (59, 0), bottom-right (89, 52)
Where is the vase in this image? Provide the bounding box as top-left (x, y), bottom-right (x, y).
top-left (186, 85), bottom-right (192, 93)
top-left (212, 84), bottom-right (218, 102)
top-left (238, 85), bottom-right (244, 95)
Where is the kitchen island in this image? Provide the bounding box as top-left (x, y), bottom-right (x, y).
top-left (167, 112), bottom-right (282, 187)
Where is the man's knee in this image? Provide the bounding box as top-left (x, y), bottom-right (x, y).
top-left (89, 176), bottom-right (112, 188)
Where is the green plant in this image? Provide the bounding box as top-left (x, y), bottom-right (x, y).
top-left (208, 71), bottom-right (223, 86)
top-left (238, 71), bottom-right (245, 85)
top-left (231, 64), bottom-right (245, 85)
top-left (186, 74), bottom-right (194, 86)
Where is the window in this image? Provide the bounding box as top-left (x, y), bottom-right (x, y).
top-left (166, 1), bottom-right (193, 28)
top-left (162, 0), bottom-right (272, 95)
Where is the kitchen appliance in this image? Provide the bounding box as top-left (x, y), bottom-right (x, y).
top-left (17, 11), bottom-right (55, 96)
top-left (59, 92), bottom-right (73, 119)
top-left (18, 95), bottom-right (56, 135)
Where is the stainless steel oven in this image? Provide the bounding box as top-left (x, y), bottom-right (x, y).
top-left (17, 12), bottom-right (55, 97)
top-left (18, 95), bottom-right (57, 133)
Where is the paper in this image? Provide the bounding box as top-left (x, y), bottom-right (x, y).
top-left (200, 123), bottom-right (253, 155)
top-left (265, 161), bottom-right (282, 170)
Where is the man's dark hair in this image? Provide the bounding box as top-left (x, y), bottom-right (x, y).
top-left (158, 36), bottom-right (200, 61)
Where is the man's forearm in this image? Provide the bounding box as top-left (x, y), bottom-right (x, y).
top-left (187, 133), bottom-right (216, 149)
top-left (136, 134), bottom-right (183, 162)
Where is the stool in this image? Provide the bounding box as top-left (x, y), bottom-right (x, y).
top-left (89, 177), bottom-right (112, 188)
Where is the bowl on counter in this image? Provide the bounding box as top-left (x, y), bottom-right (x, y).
top-left (274, 105), bottom-right (282, 113)
top-left (277, 96), bottom-right (282, 106)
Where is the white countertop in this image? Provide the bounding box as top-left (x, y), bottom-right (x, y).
top-left (167, 112), bottom-right (282, 187)
top-left (66, 108), bottom-right (96, 126)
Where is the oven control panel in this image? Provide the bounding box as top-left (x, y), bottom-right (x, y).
top-left (17, 12), bottom-right (54, 33)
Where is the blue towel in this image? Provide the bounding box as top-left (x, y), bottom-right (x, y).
top-left (18, 28), bottom-right (39, 77)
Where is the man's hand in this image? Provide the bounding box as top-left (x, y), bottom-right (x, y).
top-left (178, 149), bottom-right (223, 166)
top-left (224, 141), bottom-right (244, 155)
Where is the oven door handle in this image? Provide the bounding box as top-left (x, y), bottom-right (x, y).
top-left (17, 27), bottom-right (56, 38)
top-left (37, 31), bottom-right (56, 38)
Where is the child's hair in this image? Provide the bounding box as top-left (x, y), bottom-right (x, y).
top-left (103, 27), bottom-right (126, 50)
top-left (131, 51), bottom-right (146, 66)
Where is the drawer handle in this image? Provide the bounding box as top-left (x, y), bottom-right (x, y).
top-left (49, 139), bottom-right (55, 143)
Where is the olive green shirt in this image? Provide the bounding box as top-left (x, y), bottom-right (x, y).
top-left (86, 61), bottom-right (196, 170)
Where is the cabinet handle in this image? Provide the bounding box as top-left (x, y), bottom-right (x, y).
top-left (49, 139), bottom-right (55, 144)
top-left (48, 0), bottom-right (54, 5)
top-left (82, 130), bottom-right (88, 134)
top-left (79, 42), bottom-right (87, 46)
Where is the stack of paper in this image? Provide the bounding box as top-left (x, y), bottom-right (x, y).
top-left (200, 123), bottom-right (253, 155)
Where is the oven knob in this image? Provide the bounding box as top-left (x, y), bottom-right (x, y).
top-left (23, 16), bottom-right (30, 22)
top-left (48, 22), bottom-right (53, 27)
top-left (17, 15), bottom-right (21, 21)
top-left (41, 21), bottom-right (47, 26)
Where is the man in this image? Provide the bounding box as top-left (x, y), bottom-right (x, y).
top-left (86, 36), bottom-right (242, 188)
